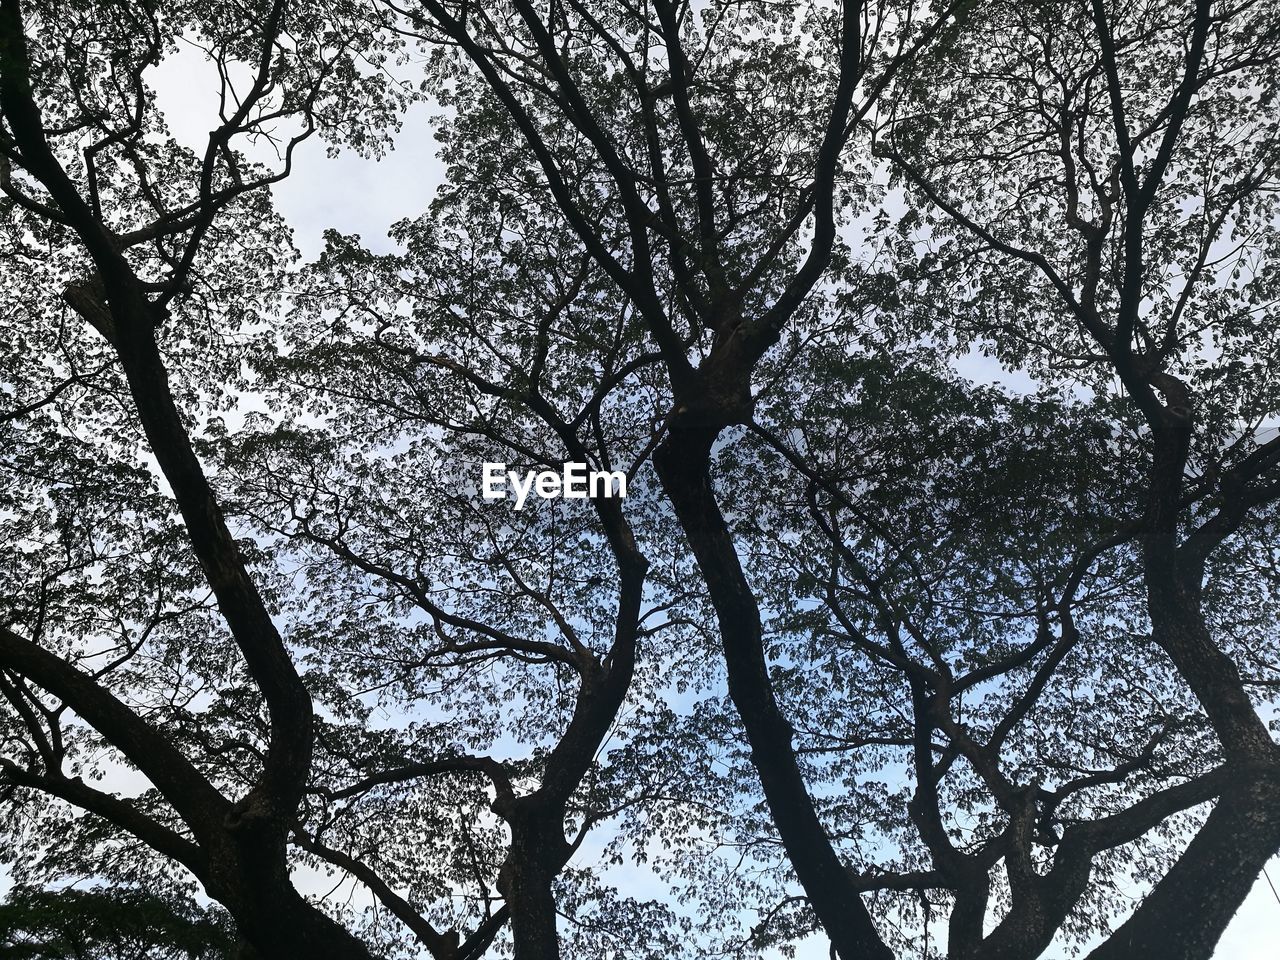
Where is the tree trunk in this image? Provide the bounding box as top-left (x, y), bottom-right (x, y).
top-left (654, 424), bottom-right (894, 960)
top-left (200, 813), bottom-right (376, 960)
top-left (498, 814), bottom-right (567, 960)
top-left (232, 893), bottom-right (376, 960)
top-left (1085, 771), bottom-right (1280, 960)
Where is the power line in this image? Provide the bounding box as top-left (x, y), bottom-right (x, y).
top-left (1264, 865), bottom-right (1280, 908)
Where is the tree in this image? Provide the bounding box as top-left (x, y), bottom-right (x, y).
top-left (0, 2), bottom-right (677, 957)
top-left (2, 1), bottom-right (1279, 959)
top-left (873, 0), bottom-right (1280, 954)
top-left (0, 1), bottom-right (416, 956)
top-left (372, 3), bottom-right (962, 956)
top-left (0, 885), bottom-right (234, 960)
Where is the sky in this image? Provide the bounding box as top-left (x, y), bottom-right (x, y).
top-left (13, 27), bottom-right (1270, 960)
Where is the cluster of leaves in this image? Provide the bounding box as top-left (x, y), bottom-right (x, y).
top-left (0, 885), bottom-right (234, 960)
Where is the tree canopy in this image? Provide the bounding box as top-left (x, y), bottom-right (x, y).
top-left (0, 886), bottom-right (234, 960)
top-left (1, 1), bottom-right (1278, 959)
